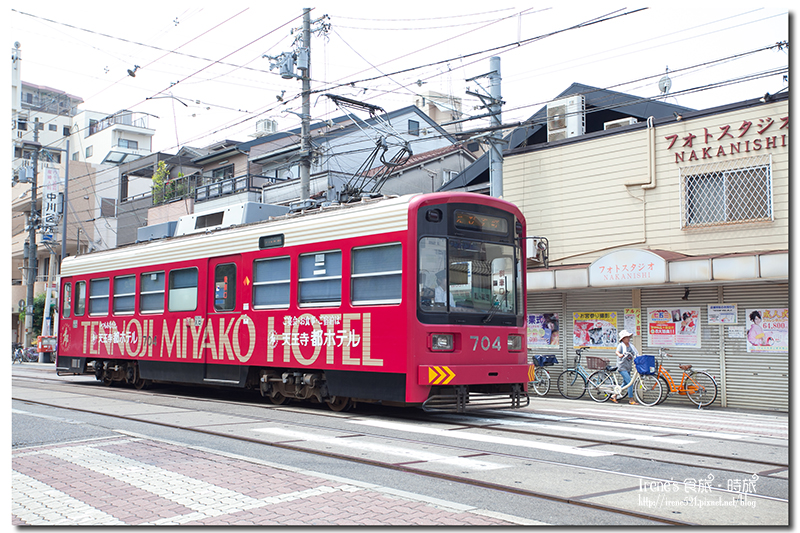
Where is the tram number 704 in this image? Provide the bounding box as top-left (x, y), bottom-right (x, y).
top-left (470, 335), bottom-right (502, 351)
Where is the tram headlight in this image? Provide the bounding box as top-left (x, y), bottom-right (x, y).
top-left (431, 333), bottom-right (454, 351)
top-left (508, 334), bottom-right (523, 352)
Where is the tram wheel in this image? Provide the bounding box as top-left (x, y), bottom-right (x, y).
top-left (134, 378), bottom-right (151, 390)
top-left (326, 396), bottom-right (352, 412)
top-left (269, 393), bottom-right (291, 405)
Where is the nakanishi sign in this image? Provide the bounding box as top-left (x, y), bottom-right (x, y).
top-left (589, 249), bottom-right (667, 287)
top-left (665, 112), bottom-right (788, 165)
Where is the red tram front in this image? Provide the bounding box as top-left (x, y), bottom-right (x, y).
top-left (56, 192), bottom-right (532, 412)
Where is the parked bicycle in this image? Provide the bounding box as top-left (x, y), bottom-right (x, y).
top-left (12, 346), bottom-right (38, 363)
top-left (586, 354), bottom-right (663, 406)
top-left (652, 347), bottom-right (719, 408)
top-left (556, 347), bottom-right (610, 400)
top-left (529, 354), bottom-right (558, 396)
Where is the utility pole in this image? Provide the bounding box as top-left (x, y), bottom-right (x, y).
top-left (24, 123), bottom-right (40, 350)
top-left (61, 139), bottom-right (70, 263)
top-left (265, 9), bottom-right (328, 204)
top-left (299, 7), bottom-right (311, 201)
top-left (466, 56), bottom-right (504, 198)
top-left (488, 56), bottom-right (503, 198)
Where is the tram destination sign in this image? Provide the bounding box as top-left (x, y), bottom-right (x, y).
top-left (259, 234), bottom-right (284, 249)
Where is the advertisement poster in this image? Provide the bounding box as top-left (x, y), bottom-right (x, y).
top-left (647, 307), bottom-right (701, 348)
top-left (527, 313), bottom-right (559, 348)
top-left (624, 308), bottom-right (641, 337)
top-left (573, 312), bottom-right (618, 349)
top-left (709, 304), bottom-right (738, 324)
top-left (745, 308), bottom-right (788, 353)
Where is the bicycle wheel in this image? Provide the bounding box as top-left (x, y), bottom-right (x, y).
top-left (531, 367), bottom-right (551, 396)
top-left (556, 370), bottom-right (586, 400)
top-left (633, 374), bottom-right (662, 407)
top-left (656, 375), bottom-right (670, 405)
top-left (686, 371), bottom-right (718, 407)
top-left (586, 371), bottom-right (614, 402)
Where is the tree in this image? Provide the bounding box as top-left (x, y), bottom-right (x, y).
top-left (152, 160), bottom-right (186, 204)
top-left (18, 293), bottom-right (55, 342)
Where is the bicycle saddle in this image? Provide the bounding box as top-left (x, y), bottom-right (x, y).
top-left (679, 364), bottom-right (692, 370)
top-left (605, 365), bottom-right (618, 372)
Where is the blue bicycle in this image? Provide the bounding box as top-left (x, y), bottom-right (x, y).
top-left (556, 347), bottom-right (610, 400)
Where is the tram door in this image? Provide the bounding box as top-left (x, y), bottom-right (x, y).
top-left (204, 255), bottom-right (247, 384)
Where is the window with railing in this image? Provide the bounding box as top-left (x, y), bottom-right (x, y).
top-left (681, 154), bottom-right (773, 229)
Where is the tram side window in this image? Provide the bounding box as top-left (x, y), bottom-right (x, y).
top-left (298, 250), bottom-right (342, 306)
top-left (89, 278), bottom-right (110, 316)
top-left (113, 275), bottom-right (136, 314)
top-left (74, 281), bottom-right (86, 316)
top-left (253, 256), bottom-right (290, 308)
top-left (62, 283), bottom-right (71, 319)
top-left (352, 243), bottom-right (402, 305)
top-left (168, 268), bottom-right (198, 312)
top-left (140, 271), bottom-right (165, 313)
top-left (214, 263), bottom-right (236, 311)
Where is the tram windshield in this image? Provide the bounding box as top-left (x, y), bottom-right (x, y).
top-left (418, 237), bottom-right (519, 316)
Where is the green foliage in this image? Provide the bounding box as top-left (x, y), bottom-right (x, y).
top-left (152, 161), bottom-right (187, 204)
top-left (18, 293), bottom-right (54, 340)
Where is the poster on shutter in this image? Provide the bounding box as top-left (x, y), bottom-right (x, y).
top-left (745, 308), bottom-right (788, 353)
top-left (573, 312), bottom-right (617, 349)
top-left (647, 307), bottom-right (701, 348)
top-left (708, 304), bottom-right (738, 324)
top-left (624, 308), bottom-right (641, 337)
top-left (527, 313), bottom-right (559, 348)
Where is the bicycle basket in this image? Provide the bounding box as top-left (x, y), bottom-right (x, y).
top-left (634, 355), bottom-right (657, 375)
top-left (533, 355), bottom-right (558, 367)
top-left (585, 356), bottom-right (609, 370)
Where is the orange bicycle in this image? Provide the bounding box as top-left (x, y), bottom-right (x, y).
top-left (653, 347), bottom-right (718, 408)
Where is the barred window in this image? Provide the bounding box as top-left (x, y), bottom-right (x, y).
top-left (113, 275), bottom-right (136, 314)
top-left (253, 256), bottom-right (290, 309)
top-left (89, 278), bottom-right (110, 316)
top-left (298, 250), bottom-right (341, 306)
top-left (140, 271), bottom-right (165, 313)
top-left (351, 243), bottom-right (402, 305)
top-left (681, 155), bottom-right (773, 229)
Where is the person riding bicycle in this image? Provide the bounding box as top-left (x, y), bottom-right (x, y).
top-left (614, 330), bottom-right (638, 405)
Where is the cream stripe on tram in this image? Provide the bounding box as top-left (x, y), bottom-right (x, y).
top-left (62, 196), bottom-right (413, 277)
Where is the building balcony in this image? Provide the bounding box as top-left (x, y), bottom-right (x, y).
top-left (88, 111), bottom-right (153, 137)
top-left (151, 174), bottom-right (285, 206)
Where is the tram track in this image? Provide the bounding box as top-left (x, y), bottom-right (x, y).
top-left (17, 373), bottom-right (788, 473)
top-left (13, 373), bottom-right (789, 525)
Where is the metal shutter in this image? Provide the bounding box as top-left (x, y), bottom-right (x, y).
top-left (526, 291), bottom-right (566, 366)
top-left (641, 285), bottom-right (722, 408)
top-left (564, 288), bottom-right (633, 371)
top-left (722, 283), bottom-right (788, 412)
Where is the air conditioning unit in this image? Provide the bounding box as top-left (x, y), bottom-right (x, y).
top-left (604, 117), bottom-right (638, 130)
top-left (547, 95), bottom-right (585, 142)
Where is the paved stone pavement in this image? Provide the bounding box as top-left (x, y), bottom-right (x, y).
top-left (12, 433), bottom-right (540, 526)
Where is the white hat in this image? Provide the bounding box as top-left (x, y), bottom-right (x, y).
top-left (618, 330), bottom-right (634, 340)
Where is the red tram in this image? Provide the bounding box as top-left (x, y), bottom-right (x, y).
top-left (56, 192), bottom-right (533, 412)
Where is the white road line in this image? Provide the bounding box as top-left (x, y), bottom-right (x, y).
top-left (37, 442), bottom-right (361, 525)
top-left (347, 419), bottom-right (615, 457)
top-left (12, 471), bottom-right (126, 526)
top-left (533, 409), bottom-right (763, 440)
top-left (253, 427), bottom-right (510, 470)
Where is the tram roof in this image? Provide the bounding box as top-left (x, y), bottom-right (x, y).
top-left (62, 194), bottom-right (421, 276)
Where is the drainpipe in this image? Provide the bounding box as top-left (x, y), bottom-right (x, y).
top-left (642, 116), bottom-right (657, 190)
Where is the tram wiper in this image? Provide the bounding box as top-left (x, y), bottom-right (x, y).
top-left (483, 291), bottom-right (509, 324)
top-left (482, 302), bottom-right (500, 324)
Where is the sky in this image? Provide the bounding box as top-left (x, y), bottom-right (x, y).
top-left (8, 2), bottom-right (791, 154)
